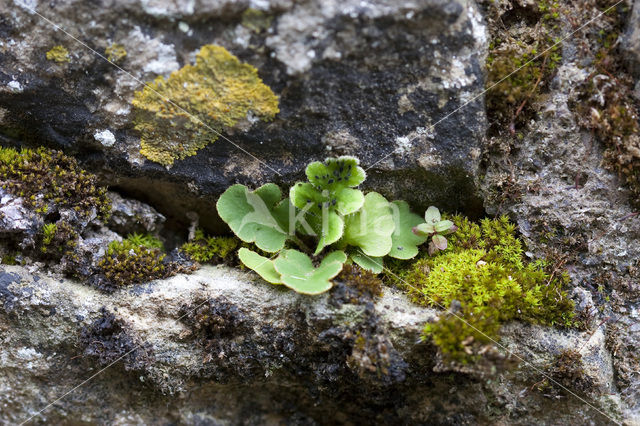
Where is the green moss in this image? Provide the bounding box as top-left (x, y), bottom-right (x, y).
top-left (97, 237), bottom-right (167, 289)
top-left (483, 0), bottom-right (561, 133)
top-left (180, 229), bottom-right (240, 264)
top-left (132, 44), bottom-right (279, 167)
top-left (337, 263), bottom-right (383, 300)
top-left (39, 221), bottom-right (78, 258)
top-left (46, 45), bottom-right (70, 63)
top-left (536, 349), bottom-right (594, 394)
top-left (41, 223), bottom-right (57, 247)
top-left (397, 215), bottom-right (574, 363)
top-left (0, 252), bottom-right (19, 265)
top-left (105, 43), bottom-right (127, 63)
top-left (123, 232), bottom-right (163, 250)
top-left (0, 147), bottom-right (111, 220)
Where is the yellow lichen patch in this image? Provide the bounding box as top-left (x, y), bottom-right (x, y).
top-left (132, 45), bottom-right (279, 167)
top-left (46, 45), bottom-right (70, 63)
top-left (241, 8), bottom-right (273, 33)
top-left (105, 43), bottom-right (127, 63)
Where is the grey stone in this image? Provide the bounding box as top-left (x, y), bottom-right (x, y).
top-left (0, 189), bottom-right (41, 249)
top-left (480, 7), bottom-right (640, 425)
top-left (0, 0), bottom-right (487, 231)
top-left (106, 191), bottom-right (165, 235)
top-left (0, 264), bottom-right (624, 424)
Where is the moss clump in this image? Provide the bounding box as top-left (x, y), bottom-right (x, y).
top-left (180, 229), bottom-right (240, 264)
top-left (0, 252), bottom-right (19, 265)
top-left (39, 221), bottom-right (78, 258)
top-left (337, 263), bottom-right (383, 299)
top-left (96, 234), bottom-right (167, 289)
top-left (180, 296), bottom-right (247, 340)
top-left (0, 147), bottom-right (111, 220)
top-left (122, 232), bottom-right (163, 250)
top-left (79, 307), bottom-right (155, 370)
top-left (398, 215), bottom-right (574, 363)
top-left (105, 43), bottom-right (127, 63)
top-left (536, 349), bottom-right (594, 394)
top-left (132, 44), bottom-right (279, 167)
top-left (46, 45), bottom-right (70, 63)
top-left (41, 223), bottom-right (57, 247)
top-left (482, 0), bottom-right (562, 134)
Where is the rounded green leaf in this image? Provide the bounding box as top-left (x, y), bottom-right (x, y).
top-left (254, 183), bottom-right (283, 208)
top-left (290, 182), bottom-right (324, 210)
top-left (334, 187), bottom-right (364, 215)
top-left (350, 250), bottom-right (383, 274)
top-left (238, 248), bottom-right (282, 284)
top-left (305, 161), bottom-right (327, 186)
top-left (424, 206), bottom-right (441, 224)
top-left (342, 192), bottom-right (394, 257)
top-left (388, 200), bottom-right (428, 259)
top-left (216, 184), bottom-right (289, 252)
top-left (413, 223), bottom-right (435, 236)
top-left (306, 156), bottom-right (366, 188)
top-left (274, 249), bottom-right (347, 295)
top-left (435, 219), bottom-right (454, 233)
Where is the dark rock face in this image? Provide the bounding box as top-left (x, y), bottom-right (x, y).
top-left (0, 0), bottom-right (487, 230)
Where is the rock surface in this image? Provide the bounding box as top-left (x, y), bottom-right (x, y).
top-left (481, 1), bottom-right (640, 424)
top-left (0, 264), bottom-right (622, 425)
top-left (1, 0), bottom-right (640, 424)
top-left (623, 0), bottom-right (640, 78)
top-left (0, 0), bottom-right (487, 231)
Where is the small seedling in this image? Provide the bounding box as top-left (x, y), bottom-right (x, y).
top-left (412, 206), bottom-right (457, 255)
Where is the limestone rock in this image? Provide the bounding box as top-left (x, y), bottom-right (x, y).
top-left (0, 264), bottom-right (623, 424)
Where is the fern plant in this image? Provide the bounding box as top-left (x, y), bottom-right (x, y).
top-left (217, 156), bottom-right (452, 294)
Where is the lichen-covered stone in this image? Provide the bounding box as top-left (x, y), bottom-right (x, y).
top-left (2, 0), bottom-right (639, 424)
top-left (45, 45), bottom-right (70, 63)
top-left (0, 0), bottom-right (488, 230)
top-left (132, 44), bottom-right (280, 167)
top-left (104, 43), bottom-right (127, 63)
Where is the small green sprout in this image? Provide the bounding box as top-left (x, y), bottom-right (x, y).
top-left (124, 233), bottom-right (163, 250)
top-left (42, 223), bottom-right (57, 246)
top-left (412, 206), bottom-right (457, 255)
